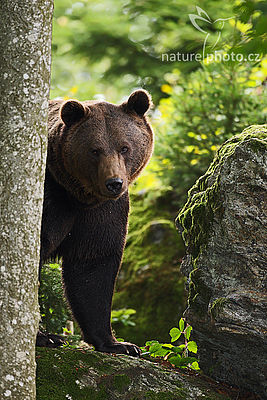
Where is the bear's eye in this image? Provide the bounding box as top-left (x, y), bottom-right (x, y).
top-left (120, 146), bottom-right (129, 154)
top-left (91, 149), bottom-right (100, 156)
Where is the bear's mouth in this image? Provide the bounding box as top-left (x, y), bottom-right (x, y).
top-left (81, 180), bottom-right (127, 204)
top-left (83, 186), bottom-right (125, 203)
top-left (97, 189), bottom-right (126, 201)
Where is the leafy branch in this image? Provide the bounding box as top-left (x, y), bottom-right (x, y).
top-left (141, 318), bottom-right (200, 370)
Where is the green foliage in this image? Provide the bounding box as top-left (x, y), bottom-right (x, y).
top-left (111, 308), bottom-right (137, 327)
top-left (62, 334), bottom-right (82, 349)
top-left (39, 263), bottom-right (71, 334)
top-left (154, 60), bottom-right (267, 203)
top-left (141, 318), bottom-right (200, 371)
top-left (63, 0), bottom-right (233, 98)
top-left (169, 328), bottom-right (182, 342)
top-left (232, 0), bottom-right (267, 56)
top-left (52, 0), bottom-right (267, 102)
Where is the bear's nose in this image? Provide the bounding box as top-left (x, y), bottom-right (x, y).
top-left (105, 178), bottom-right (123, 195)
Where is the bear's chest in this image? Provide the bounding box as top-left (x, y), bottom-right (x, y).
top-left (59, 195), bottom-right (129, 261)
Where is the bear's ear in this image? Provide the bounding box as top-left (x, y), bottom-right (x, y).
top-left (126, 90), bottom-right (152, 116)
top-left (60, 100), bottom-right (86, 127)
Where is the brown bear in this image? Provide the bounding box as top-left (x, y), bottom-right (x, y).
top-left (38, 90), bottom-right (153, 356)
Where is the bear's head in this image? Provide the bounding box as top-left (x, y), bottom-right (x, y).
top-left (48, 90), bottom-right (154, 205)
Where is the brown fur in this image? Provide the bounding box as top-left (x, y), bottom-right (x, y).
top-left (38, 91), bottom-right (154, 356)
top-left (47, 91), bottom-right (153, 206)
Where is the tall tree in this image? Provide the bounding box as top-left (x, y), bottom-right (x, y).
top-left (0, 1), bottom-right (53, 399)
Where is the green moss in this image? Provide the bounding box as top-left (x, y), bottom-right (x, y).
top-left (36, 347), bottom-right (111, 400)
top-left (144, 390), bottom-right (187, 399)
top-left (178, 126), bottom-right (267, 252)
top-left (37, 347), bottom-right (234, 399)
top-left (177, 174), bottom-right (221, 261)
top-left (112, 374), bottom-right (131, 393)
top-left (36, 348), bottom-right (189, 400)
top-left (209, 298), bottom-right (228, 319)
top-left (177, 126), bottom-right (267, 256)
top-left (37, 348), bottom-right (187, 400)
top-left (127, 390), bottom-right (188, 400)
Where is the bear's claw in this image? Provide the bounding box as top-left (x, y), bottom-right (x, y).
top-left (36, 331), bottom-right (67, 348)
top-left (95, 341), bottom-right (141, 357)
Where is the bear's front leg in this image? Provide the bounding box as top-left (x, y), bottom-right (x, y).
top-left (62, 254), bottom-right (140, 357)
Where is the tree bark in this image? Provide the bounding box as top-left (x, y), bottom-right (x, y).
top-left (0, 1), bottom-right (54, 399)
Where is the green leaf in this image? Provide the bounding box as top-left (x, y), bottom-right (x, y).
top-left (170, 356), bottom-right (198, 367)
top-left (187, 341), bottom-right (198, 353)
top-left (127, 321), bottom-right (136, 327)
top-left (154, 347), bottom-right (170, 357)
top-left (162, 344), bottom-right (174, 349)
top-left (181, 357), bottom-right (198, 365)
top-left (184, 325), bottom-right (192, 340)
top-left (171, 346), bottom-right (184, 354)
top-left (168, 355), bottom-right (182, 366)
top-left (169, 327), bottom-right (181, 342)
top-left (49, 263), bottom-right (61, 270)
top-left (190, 361), bottom-right (200, 370)
top-left (145, 340), bottom-right (159, 346)
top-left (149, 343), bottom-right (162, 354)
top-left (179, 318), bottom-right (185, 332)
top-left (147, 343), bottom-right (169, 357)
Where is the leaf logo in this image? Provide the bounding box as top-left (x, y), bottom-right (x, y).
top-left (189, 6), bottom-right (233, 58)
top-left (189, 6), bottom-right (211, 34)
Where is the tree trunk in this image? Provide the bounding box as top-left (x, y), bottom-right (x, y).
top-left (0, 1), bottom-right (53, 399)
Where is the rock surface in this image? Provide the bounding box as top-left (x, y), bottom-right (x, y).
top-left (176, 125), bottom-right (267, 399)
top-left (36, 347), bottom-right (240, 399)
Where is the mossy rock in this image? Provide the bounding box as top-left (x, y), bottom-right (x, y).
top-left (36, 347), bottom-right (233, 400)
top-left (176, 125), bottom-right (267, 398)
top-left (177, 125), bottom-right (267, 260)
